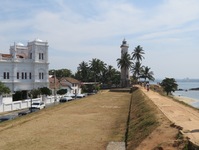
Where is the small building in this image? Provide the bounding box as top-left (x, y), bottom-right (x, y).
top-left (59, 77), bottom-right (81, 95)
top-left (49, 75), bottom-right (60, 96)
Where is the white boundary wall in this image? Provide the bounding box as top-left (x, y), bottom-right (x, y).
top-left (0, 96), bottom-right (58, 113)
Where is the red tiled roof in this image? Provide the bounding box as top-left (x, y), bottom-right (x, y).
top-left (2, 54), bottom-right (12, 58)
top-left (49, 76), bottom-right (60, 89)
top-left (60, 77), bottom-right (80, 84)
top-left (1, 54), bottom-right (26, 58)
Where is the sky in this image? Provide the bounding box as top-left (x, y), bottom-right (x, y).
top-left (0, 0), bottom-right (199, 79)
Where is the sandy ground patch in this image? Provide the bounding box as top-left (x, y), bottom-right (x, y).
top-left (173, 95), bottom-right (196, 104)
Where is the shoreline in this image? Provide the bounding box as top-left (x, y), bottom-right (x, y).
top-left (173, 95), bottom-right (197, 105)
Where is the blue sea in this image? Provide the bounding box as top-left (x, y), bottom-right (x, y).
top-left (152, 79), bottom-right (199, 108)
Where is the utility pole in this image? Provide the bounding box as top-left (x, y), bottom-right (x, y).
top-left (54, 70), bottom-right (56, 103)
top-left (29, 93), bottom-right (33, 113)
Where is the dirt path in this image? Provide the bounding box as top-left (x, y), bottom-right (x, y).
top-left (139, 86), bottom-right (199, 146)
top-left (0, 91), bottom-right (131, 150)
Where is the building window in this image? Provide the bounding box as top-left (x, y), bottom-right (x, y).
top-left (29, 72), bottom-right (31, 79)
top-left (7, 72), bottom-right (9, 79)
top-left (22, 72), bottom-right (24, 79)
top-left (30, 53), bottom-right (32, 59)
top-left (17, 72), bottom-right (19, 79)
top-left (3, 72), bottom-right (9, 79)
top-left (39, 72), bottom-right (44, 79)
top-left (39, 53), bottom-right (44, 60)
top-left (3, 72), bottom-right (6, 79)
top-left (25, 72), bottom-right (27, 79)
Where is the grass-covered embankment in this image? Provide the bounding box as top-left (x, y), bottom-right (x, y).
top-left (0, 91), bottom-right (131, 150)
top-left (127, 87), bottom-right (159, 149)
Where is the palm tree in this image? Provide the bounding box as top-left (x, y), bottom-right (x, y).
top-left (76, 61), bottom-right (89, 82)
top-left (105, 65), bottom-right (116, 87)
top-left (131, 61), bottom-right (143, 81)
top-left (140, 66), bottom-right (155, 81)
top-left (89, 58), bottom-right (106, 82)
top-left (117, 52), bottom-right (133, 87)
top-left (112, 71), bottom-right (121, 87)
top-left (117, 52), bottom-right (133, 70)
top-left (132, 45), bottom-right (145, 62)
top-left (106, 65), bottom-right (115, 79)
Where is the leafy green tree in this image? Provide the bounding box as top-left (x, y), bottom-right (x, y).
top-left (39, 87), bottom-right (52, 96)
top-left (100, 65), bottom-right (117, 88)
top-left (105, 65), bottom-right (115, 87)
top-left (106, 66), bottom-right (121, 88)
top-left (75, 59), bottom-right (121, 89)
top-left (29, 89), bottom-right (41, 98)
top-left (132, 45), bottom-right (145, 62)
top-left (13, 90), bottom-right (30, 101)
top-left (0, 82), bottom-right (10, 95)
top-left (80, 84), bottom-right (87, 93)
top-left (112, 71), bottom-right (121, 87)
top-left (140, 66), bottom-right (155, 81)
top-left (160, 78), bottom-right (178, 95)
top-left (49, 69), bottom-right (72, 78)
top-left (81, 84), bottom-right (95, 93)
top-left (13, 91), bottom-right (23, 101)
top-left (57, 89), bottom-right (67, 95)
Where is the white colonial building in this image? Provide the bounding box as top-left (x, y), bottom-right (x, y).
top-left (0, 39), bottom-right (49, 94)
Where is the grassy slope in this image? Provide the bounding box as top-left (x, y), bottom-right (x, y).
top-left (127, 88), bottom-right (159, 149)
top-left (0, 91), bottom-right (131, 150)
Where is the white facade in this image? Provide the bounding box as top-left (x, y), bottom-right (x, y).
top-left (0, 39), bottom-right (49, 93)
top-left (120, 39), bottom-right (130, 87)
top-left (59, 77), bottom-right (82, 95)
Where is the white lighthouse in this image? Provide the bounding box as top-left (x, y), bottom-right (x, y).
top-left (120, 39), bottom-right (130, 87)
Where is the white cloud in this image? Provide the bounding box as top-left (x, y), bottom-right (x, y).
top-left (1, 0), bottom-right (199, 78)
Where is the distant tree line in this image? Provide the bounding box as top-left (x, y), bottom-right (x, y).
top-left (49, 69), bottom-right (73, 78)
top-left (49, 59), bottom-right (121, 89)
top-left (49, 45), bottom-right (156, 88)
